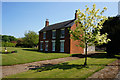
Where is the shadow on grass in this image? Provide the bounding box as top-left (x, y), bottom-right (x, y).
top-left (22, 49), bottom-right (38, 52)
top-left (22, 49), bottom-right (68, 54)
top-left (23, 48), bottom-right (120, 59)
top-left (25, 52), bottom-right (120, 73)
top-left (28, 62), bottom-right (89, 72)
top-left (72, 53), bottom-right (120, 59)
top-left (28, 62), bottom-right (120, 73)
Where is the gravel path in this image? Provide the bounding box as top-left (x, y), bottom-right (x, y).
top-left (2, 53), bottom-right (120, 79)
top-left (2, 57), bottom-right (80, 77)
top-left (87, 59), bottom-right (120, 79)
top-left (115, 71), bottom-right (120, 80)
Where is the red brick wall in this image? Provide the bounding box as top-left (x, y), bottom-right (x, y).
top-left (55, 28), bottom-right (70, 53)
top-left (70, 24), bottom-right (84, 54)
top-left (64, 28), bottom-right (70, 53)
top-left (39, 31), bottom-right (52, 52)
top-left (39, 25), bottom-right (83, 54)
top-left (38, 32), bottom-right (42, 51)
top-left (39, 28), bottom-right (70, 53)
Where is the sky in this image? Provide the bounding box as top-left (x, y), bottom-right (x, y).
top-left (2, 2), bottom-right (118, 38)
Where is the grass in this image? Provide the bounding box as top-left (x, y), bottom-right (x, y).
top-left (1, 47), bottom-right (71, 66)
top-left (5, 53), bottom-right (118, 78)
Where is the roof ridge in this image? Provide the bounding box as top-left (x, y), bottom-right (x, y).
top-left (39, 19), bottom-right (75, 32)
top-left (47, 19), bottom-right (75, 27)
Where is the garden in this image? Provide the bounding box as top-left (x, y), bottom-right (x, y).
top-left (1, 47), bottom-right (71, 66)
top-left (5, 52), bottom-right (119, 78)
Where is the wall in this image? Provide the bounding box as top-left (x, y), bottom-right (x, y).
top-left (70, 24), bottom-right (84, 54)
top-left (38, 27), bottom-right (70, 53)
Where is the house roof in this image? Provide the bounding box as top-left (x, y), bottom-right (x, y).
top-left (39, 19), bottom-right (75, 32)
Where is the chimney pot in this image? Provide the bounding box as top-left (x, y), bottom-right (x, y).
top-left (45, 19), bottom-right (49, 26)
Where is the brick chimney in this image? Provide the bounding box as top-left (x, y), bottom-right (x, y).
top-left (75, 10), bottom-right (78, 19)
top-left (45, 19), bottom-right (49, 26)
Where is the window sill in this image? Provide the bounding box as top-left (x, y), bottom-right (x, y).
top-left (60, 37), bottom-right (65, 38)
top-left (52, 37), bottom-right (56, 39)
top-left (60, 51), bottom-right (64, 52)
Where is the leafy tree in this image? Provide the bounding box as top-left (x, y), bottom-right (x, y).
top-left (2, 42), bottom-right (16, 47)
top-left (16, 38), bottom-right (24, 47)
top-left (101, 16), bottom-right (120, 55)
top-left (69, 4), bottom-right (111, 66)
top-left (23, 31), bottom-right (39, 48)
top-left (9, 36), bottom-right (17, 41)
top-left (0, 35), bottom-right (2, 47)
top-left (2, 35), bottom-right (17, 42)
top-left (2, 35), bottom-right (10, 42)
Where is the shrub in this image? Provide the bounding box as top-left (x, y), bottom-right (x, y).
top-left (1, 50), bottom-right (17, 54)
top-left (2, 42), bottom-right (16, 47)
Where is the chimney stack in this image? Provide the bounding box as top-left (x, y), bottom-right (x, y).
top-left (45, 19), bottom-right (49, 27)
top-left (75, 10), bottom-right (78, 19)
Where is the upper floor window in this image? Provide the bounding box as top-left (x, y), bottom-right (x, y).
top-left (52, 30), bottom-right (56, 39)
top-left (43, 32), bottom-right (46, 39)
top-left (60, 28), bottom-right (65, 38)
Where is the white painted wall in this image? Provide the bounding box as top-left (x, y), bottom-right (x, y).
top-left (84, 45), bottom-right (95, 54)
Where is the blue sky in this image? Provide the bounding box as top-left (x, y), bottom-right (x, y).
top-left (2, 2), bottom-right (118, 38)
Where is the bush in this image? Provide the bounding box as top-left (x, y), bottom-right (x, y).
top-left (2, 42), bottom-right (16, 47)
top-left (101, 16), bottom-right (120, 55)
top-left (1, 50), bottom-right (17, 54)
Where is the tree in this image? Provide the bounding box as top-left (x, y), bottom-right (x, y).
top-left (9, 36), bottom-right (17, 42)
top-left (2, 35), bottom-right (10, 42)
top-left (16, 38), bottom-right (24, 47)
top-left (101, 17), bottom-right (120, 55)
top-left (69, 4), bottom-right (111, 66)
top-left (2, 35), bottom-right (17, 42)
top-left (23, 31), bottom-right (39, 48)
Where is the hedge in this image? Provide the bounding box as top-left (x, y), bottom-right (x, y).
top-left (2, 42), bottom-right (16, 47)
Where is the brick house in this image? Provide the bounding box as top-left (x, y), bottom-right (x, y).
top-left (38, 10), bottom-right (95, 54)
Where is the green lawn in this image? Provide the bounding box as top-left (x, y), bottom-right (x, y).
top-left (1, 47), bottom-right (71, 66)
top-left (5, 53), bottom-right (118, 78)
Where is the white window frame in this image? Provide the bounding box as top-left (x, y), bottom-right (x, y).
top-left (40, 41), bottom-right (43, 51)
top-left (60, 40), bottom-right (65, 52)
top-left (52, 30), bottom-right (56, 39)
top-left (60, 28), bottom-right (65, 38)
top-left (43, 32), bottom-right (46, 39)
top-left (52, 40), bottom-right (55, 51)
top-left (45, 41), bottom-right (49, 51)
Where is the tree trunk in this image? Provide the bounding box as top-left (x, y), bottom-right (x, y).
top-left (84, 42), bottom-right (87, 66)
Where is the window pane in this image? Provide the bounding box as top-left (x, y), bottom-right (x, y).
top-left (60, 42), bottom-right (64, 52)
top-left (52, 42), bottom-right (55, 51)
top-left (43, 32), bottom-right (46, 39)
top-left (40, 42), bottom-right (43, 50)
top-left (61, 29), bottom-right (65, 38)
top-left (52, 31), bottom-right (56, 39)
top-left (45, 42), bottom-right (48, 51)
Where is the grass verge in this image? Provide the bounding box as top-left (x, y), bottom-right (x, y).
top-left (5, 55), bottom-right (117, 78)
top-left (1, 47), bottom-right (71, 66)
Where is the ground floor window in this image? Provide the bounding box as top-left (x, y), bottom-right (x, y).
top-left (60, 40), bottom-right (65, 52)
top-left (52, 40), bottom-right (55, 51)
top-left (40, 41), bottom-right (43, 51)
top-left (45, 41), bottom-right (48, 51)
